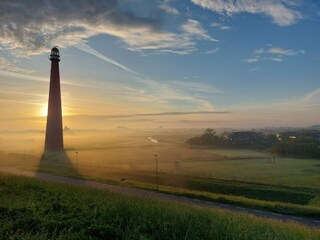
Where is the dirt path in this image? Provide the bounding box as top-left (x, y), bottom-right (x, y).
top-left (1, 166), bottom-right (319, 228)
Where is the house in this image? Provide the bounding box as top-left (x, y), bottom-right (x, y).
top-left (228, 131), bottom-right (264, 145)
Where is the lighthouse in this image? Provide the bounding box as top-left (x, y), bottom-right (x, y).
top-left (44, 47), bottom-right (64, 151)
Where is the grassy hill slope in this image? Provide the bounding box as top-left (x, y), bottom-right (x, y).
top-left (0, 173), bottom-right (319, 240)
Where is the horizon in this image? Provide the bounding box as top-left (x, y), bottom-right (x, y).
top-left (1, 0), bottom-right (319, 131)
top-left (1, 123), bottom-right (320, 133)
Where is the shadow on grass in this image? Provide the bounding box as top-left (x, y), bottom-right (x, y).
top-left (37, 150), bottom-right (84, 179)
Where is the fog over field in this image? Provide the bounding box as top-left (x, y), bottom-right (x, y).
top-left (1, 128), bottom-right (319, 188)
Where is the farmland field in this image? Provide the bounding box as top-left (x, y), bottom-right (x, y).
top-left (0, 129), bottom-right (320, 217)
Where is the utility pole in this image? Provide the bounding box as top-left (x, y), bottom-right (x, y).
top-left (121, 178), bottom-right (126, 193)
top-left (23, 149), bottom-right (26, 169)
top-left (154, 154), bottom-right (159, 191)
top-left (75, 151), bottom-right (79, 175)
top-left (175, 160), bottom-right (181, 188)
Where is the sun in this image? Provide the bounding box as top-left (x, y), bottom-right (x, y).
top-left (41, 105), bottom-right (48, 117)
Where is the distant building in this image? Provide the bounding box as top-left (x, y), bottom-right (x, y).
top-left (277, 130), bottom-right (320, 141)
top-left (228, 131), bottom-right (264, 145)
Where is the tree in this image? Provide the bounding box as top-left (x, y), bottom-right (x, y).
top-left (204, 128), bottom-right (216, 135)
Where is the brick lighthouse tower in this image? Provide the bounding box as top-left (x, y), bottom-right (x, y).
top-left (45, 47), bottom-right (64, 151)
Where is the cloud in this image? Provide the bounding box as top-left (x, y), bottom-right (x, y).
top-left (244, 56), bottom-right (284, 63)
top-left (268, 57), bottom-right (283, 62)
top-left (211, 22), bottom-right (231, 30)
top-left (124, 76), bottom-right (217, 111)
top-left (0, 64), bottom-right (218, 113)
top-left (0, 69), bottom-right (105, 90)
top-left (244, 57), bottom-right (260, 63)
top-left (206, 47), bottom-right (220, 54)
top-left (74, 42), bottom-right (137, 74)
top-left (220, 25), bottom-right (231, 30)
top-left (245, 46), bottom-right (304, 63)
top-left (0, 0), bottom-right (207, 56)
top-left (216, 87), bottom-right (320, 128)
top-left (159, 0), bottom-right (179, 15)
top-left (156, 49), bottom-right (195, 55)
top-left (192, 0), bottom-right (302, 26)
top-left (0, 57), bottom-right (218, 113)
top-left (125, 19), bottom-right (218, 55)
top-left (0, 0), bottom-right (154, 55)
top-left (254, 47), bottom-right (305, 56)
top-left (182, 19), bottom-right (219, 42)
top-left (63, 110), bottom-right (230, 120)
top-left (137, 111), bottom-right (229, 116)
top-left (166, 80), bottom-right (222, 93)
top-left (0, 57), bottom-right (34, 74)
top-left (302, 88), bottom-right (320, 105)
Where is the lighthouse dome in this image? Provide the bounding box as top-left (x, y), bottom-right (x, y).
top-left (51, 47), bottom-right (59, 56)
top-left (50, 47), bottom-right (60, 61)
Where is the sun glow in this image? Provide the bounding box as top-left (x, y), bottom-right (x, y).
top-left (40, 105), bottom-right (71, 117)
top-left (41, 105), bottom-right (48, 117)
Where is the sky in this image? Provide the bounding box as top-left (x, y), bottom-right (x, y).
top-left (0, 0), bottom-right (319, 130)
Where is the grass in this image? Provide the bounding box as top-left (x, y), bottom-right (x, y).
top-left (1, 158), bottom-right (320, 219)
top-left (153, 185), bottom-right (320, 219)
top-left (30, 159), bottom-right (320, 219)
top-left (0, 173), bottom-right (319, 240)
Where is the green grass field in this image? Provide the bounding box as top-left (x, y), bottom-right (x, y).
top-left (0, 173), bottom-right (319, 240)
top-left (0, 130), bottom-right (320, 218)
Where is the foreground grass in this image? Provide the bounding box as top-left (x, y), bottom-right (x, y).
top-left (2, 154), bottom-right (320, 219)
top-left (153, 185), bottom-right (320, 219)
top-left (0, 174), bottom-right (319, 240)
top-left (33, 161), bottom-right (320, 219)
top-left (3, 156), bottom-right (317, 220)
top-left (81, 173), bottom-right (320, 219)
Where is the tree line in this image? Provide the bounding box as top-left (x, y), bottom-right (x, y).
top-left (186, 129), bottom-right (320, 158)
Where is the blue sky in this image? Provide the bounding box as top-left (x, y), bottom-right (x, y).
top-left (0, 0), bottom-right (319, 130)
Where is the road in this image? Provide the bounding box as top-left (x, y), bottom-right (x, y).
top-left (1, 166), bottom-right (319, 228)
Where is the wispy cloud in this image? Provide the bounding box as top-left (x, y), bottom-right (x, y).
top-left (0, 70), bottom-right (47, 83)
top-left (0, 89), bottom-right (46, 98)
top-left (0, 0), bottom-right (158, 55)
top-left (268, 57), bottom-right (283, 62)
top-left (244, 45), bottom-right (305, 63)
top-left (302, 88), bottom-right (320, 105)
top-left (74, 42), bottom-right (138, 74)
top-left (182, 19), bottom-right (219, 42)
top-left (0, 57), bottom-right (34, 74)
top-left (206, 47), bottom-right (220, 54)
top-left (0, 0), bottom-right (213, 56)
top-left (211, 22), bottom-right (231, 30)
top-left (159, 0), bottom-right (179, 15)
top-left (244, 57), bottom-right (260, 63)
top-left (0, 64), bottom-right (217, 113)
top-left (71, 43), bottom-right (218, 110)
top-left (192, 0), bottom-right (302, 26)
top-left (221, 87), bottom-right (320, 128)
top-left (166, 80), bottom-right (222, 93)
top-left (254, 47), bottom-right (305, 56)
top-left (244, 56), bottom-right (284, 63)
top-left (56, 110), bottom-right (230, 120)
top-left (124, 76), bottom-right (217, 111)
top-left (0, 69), bottom-right (102, 90)
top-left (156, 48), bottom-right (195, 55)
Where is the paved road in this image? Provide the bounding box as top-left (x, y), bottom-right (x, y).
top-left (1, 167), bottom-right (319, 228)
